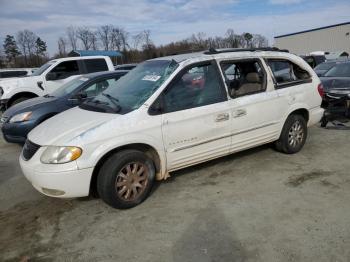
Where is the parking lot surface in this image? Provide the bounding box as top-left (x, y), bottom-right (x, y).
top-left (0, 126), bottom-right (349, 262)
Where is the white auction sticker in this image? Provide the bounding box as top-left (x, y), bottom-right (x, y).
top-left (142, 75), bottom-right (161, 82)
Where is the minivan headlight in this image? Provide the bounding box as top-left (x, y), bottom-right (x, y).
top-left (9, 112), bottom-right (32, 123)
top-left (40, 146), bottom-right (82, 164)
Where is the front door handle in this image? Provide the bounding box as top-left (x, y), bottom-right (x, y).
top-left (37, 81), bottom-right (44, 90)
top-left (234, 109), bottom-right (247, 118)
top-left (215, 113), bottom-right (230, 122)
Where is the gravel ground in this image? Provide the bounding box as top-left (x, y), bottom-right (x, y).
top-left (0, 126), bottom-right (349, 262)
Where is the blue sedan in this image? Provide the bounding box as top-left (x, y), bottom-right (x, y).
top-left (1, 70), bottom-right (127, 144)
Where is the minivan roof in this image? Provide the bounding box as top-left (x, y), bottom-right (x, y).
top-left (151, 48), bottom-right (297, 63)
top-left (49, 56), bottom-right (110, 64)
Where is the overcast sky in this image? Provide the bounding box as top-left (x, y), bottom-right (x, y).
top-left (0, 0), bottom-right (349, 55)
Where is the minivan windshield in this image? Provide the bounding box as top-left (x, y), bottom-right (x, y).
top-left (50, 77), bottom-right (87, 97)
top-left (81, 59), bottom-right (178, 114)
top-left (324, 63), bottom-right (350, 77)
top-left (31, 61), bottom-right (54, 76)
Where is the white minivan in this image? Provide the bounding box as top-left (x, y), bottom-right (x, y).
top-left (19, 48), bottom-right (324, 209)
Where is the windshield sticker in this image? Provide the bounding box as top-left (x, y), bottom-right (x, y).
top-left (142, 75), bottom-right (161, 82)
top-left (79, 77), bottom-right (89, 81)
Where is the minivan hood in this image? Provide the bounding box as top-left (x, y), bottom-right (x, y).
top-left (28, 107), bottom-right (117, 146)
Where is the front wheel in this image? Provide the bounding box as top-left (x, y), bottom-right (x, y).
top-left (10, 96), bottom-right (33, 107)
top-left (275, 114), bottom-right (307, 154)
top-left (97, 150), bottom-right (155, 209)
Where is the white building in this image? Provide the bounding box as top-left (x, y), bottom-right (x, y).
top-left (274, 22), bottom-right (350, 55)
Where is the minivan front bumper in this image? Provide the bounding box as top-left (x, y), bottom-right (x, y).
top-left (19, 152), bottom-right (93, 198)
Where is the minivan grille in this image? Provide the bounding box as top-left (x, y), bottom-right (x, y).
top-left (22, 140), bottom-right (40, 161)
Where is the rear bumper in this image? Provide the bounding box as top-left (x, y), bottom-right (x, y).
top-left (308, 106), bottom-right (324, 126)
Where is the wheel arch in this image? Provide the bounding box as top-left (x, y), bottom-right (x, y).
top-left (89, 143), bottom-right (163, 196)
top-left (8, 92), bottom-right (38, 107)
top-left (289, 108), bottom-right (309, 123)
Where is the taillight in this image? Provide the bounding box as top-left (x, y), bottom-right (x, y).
top-left (317, 83), bottom-right (324, 97)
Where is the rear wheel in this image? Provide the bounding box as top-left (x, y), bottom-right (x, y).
top-left (97, 150), bottom-right (155, 209)
top-left (275, 114), bottom-right (307, 154)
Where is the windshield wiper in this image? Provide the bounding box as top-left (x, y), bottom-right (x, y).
top-left (102, 93), bottom-right (122, 112)
top-left (44, 94), bottom-right (55, 98)
top-left (85, 97), bottom-right (120, 113)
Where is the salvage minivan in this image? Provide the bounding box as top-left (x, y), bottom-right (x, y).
top-left (19, 48), bottom-right (324, 209)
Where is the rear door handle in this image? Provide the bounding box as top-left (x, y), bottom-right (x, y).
top-left (234, 109), bottom-right (247, 118)
top-left (215, 113), bottom-right (230, 122)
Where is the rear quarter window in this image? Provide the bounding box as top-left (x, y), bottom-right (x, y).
top-left (84, 59), bottom-right (108, 73)
top-left (267, 59), bottom-right (311, 87)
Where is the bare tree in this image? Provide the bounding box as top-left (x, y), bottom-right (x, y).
top-left (119, 28), bottom-right (129, 51)
top-left (225, 29), bottom-right (241, 48)
top-left (110, 27), bottom-right (122, 51)
top-left (89, 31), bottom-right (99, 50)
top-left (17, 30), bottom-right (37, 66)
top-left (66, 26), bottom-right (78, 50)
top-left (77, 27), bottom-right (93, 50)
top-left (252, 34), bottom-right (268, 48)
top-left (132, 32), bottom-right (144, 50)
top-left (98, 25), bottom-right (113, 50)
top-left (57, 37), bottom-right (67, 57)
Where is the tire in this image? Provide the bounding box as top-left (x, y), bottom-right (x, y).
top-left (275, 114), bottom-right (307, 154)
top-left (9, 96), bottom-right (31, 107)
top-left (320, 115), bottom-right (328, 128)
top-left (97, 150), bottom-right (155, 209)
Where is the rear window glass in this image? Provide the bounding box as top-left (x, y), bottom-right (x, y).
top-left (324, 63), bottom-right (350, 77)
top-left (267, 59), bottom-right (311, 85)
top-left (314, 62), bottom-right (335, 71)
top-left (84, 59), bottom-right (108, 73)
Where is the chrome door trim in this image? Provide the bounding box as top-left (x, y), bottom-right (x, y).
top-left (170, 121), bottom-right (279, 152)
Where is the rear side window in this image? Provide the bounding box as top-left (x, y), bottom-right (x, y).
top-left (0, 71), bottom-right (28, 78)
top-left (220, 59), bottom-right (266, 98)
top-left (84, 59), bottom-right (108, 73)
top-left (267, 59), bottom-right (311, 86)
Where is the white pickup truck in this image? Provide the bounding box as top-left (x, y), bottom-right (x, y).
top-left (0, 56), bottom-right (114, 110)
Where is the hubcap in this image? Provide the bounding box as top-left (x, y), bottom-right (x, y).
top-left (288, 120), bottom-right (304, 148)
top-left (115, 162), bottom-right (148, 201)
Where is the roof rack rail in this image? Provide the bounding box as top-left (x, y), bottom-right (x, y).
top-left (204, 47), bottom-right (289, 55)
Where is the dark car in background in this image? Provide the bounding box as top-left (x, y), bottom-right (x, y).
top-left (320, 61), bottom-right (350, 93)
top-left (314, 61), bottom-right (337, 77)
top-left (319, 61), bottom-right (350, 125)
top-left (0, 70), bottom-right (127, 143)
top-left (114, 63), bottom-right (138, 71)
top-left (300, 55), bottom-right (325, 68)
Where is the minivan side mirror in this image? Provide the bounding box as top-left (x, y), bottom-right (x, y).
top-left (46, 72), bottom-right (58, 81)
